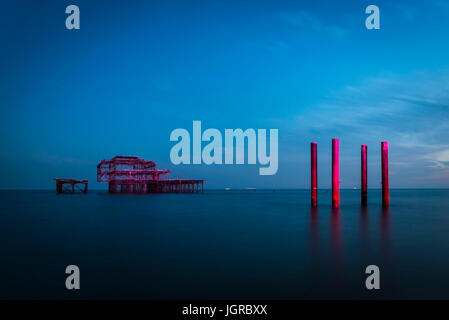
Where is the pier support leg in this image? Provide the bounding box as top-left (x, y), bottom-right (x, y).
top-left (361, 145), bottom-right (367, 206)
top-left (381, 141), bottom-right (389, 207)
top-left (311, 142), bottom-right (318, 207)
top-left (332, 139), bottom-right (340, 208)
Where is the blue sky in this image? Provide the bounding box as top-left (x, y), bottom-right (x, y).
top-left (1, 0), bottom-right (449, 189)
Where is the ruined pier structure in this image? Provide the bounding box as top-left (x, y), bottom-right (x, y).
top-left (97, 155), bottom-right (204, 194)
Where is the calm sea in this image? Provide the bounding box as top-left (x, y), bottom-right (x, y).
top-left (1, 189), bottom-right (449, 299)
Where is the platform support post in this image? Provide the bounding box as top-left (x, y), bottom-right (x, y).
top-left (381, 141), bottom-right (389, 207)
top-left (311, 142), bottom-right (318, 207)
top-left (332, 139), bottom-right (340, 208)
top-left (361, 145), bottom-right (367, 206)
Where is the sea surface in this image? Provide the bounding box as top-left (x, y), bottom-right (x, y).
top-left (1, 189), bottom-right (449, 299)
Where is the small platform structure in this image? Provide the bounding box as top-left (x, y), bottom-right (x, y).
top-left (54, 178), bottom-right (88, 194)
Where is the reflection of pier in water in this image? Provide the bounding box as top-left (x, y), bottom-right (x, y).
top-left (309, 207), bottom-right (319, 252)
top-left (380, 207), bottom-right (391, 255)
top-left (307, 204), bottom-right (393, 291)
top-left (359, 207), bottom-right (369, 254)
top-left (330, 208), bottom-right (343, 275)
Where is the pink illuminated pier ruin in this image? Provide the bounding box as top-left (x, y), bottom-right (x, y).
top-left (97, 155), bottom-right (204, 193)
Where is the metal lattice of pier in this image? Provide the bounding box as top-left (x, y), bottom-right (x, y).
top-left (97, 155), bottom-right (204, 194)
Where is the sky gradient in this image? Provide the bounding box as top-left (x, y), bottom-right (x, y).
top-left (1, 0), bottom-right (449, 189)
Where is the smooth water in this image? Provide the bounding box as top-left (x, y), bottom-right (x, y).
top-left (1, 189), bottom-right (449, 299)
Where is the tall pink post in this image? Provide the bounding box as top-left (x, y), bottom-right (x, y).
top-left (311, 142), bottom-right (318, 207)
top-left (332, 139), bottom-right (340, 208)
top-left (361, 145), bottom-right (368, 206)
top-left (381, 141), bottom-right (389, 207)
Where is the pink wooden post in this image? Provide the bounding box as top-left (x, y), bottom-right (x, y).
top-left (332, 139), bottom-right (340, 208)
top-left (311, 142), bottom-right (318, 207)
top-left (361, 145), bottom-right (367, 206)
top-left (381, 141), bottom-right (389, 207)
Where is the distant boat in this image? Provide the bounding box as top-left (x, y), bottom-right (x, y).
top-left (225, 188), bottom-right (231, 191)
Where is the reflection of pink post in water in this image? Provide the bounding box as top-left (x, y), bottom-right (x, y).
top-left (381, 141), bottom-right (389, 207)
top-left (361, 145), bottom-right (368, 206)
top-left (311, 142), bottom-right (318, 207)
top-left (332, 139), bottom-right (340, 208)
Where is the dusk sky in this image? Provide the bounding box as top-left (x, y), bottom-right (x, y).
top-left (1, 0), bottom-right (449, 189)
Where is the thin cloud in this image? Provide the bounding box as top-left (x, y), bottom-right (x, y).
top-left (278, 11), bottom-right (347, 40)
top-left (33, 154), bottom-right (94, 166)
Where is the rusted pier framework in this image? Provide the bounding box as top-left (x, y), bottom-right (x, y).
top-left (54, 178), bottom-right (88, 194)
top-left (97, 155), bottom-right (204, 194)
